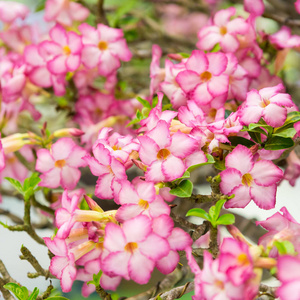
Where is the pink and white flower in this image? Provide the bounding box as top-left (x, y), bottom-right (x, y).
top-left (0, 1), bottom-right (29, 24)
top-left (44, 0), bottom-right (89, 26)
top-left (79, 23), bottom-right (132, 76)
top-left (102, 215), bottom-right (169, 284)
top-left (176, 50), bottom-right (229, 105)
top-left (239, 84), bottom-right (294, 128)
top-left (269, 26), bottom-right (300, 50)
top-left (220, 144), bottom-right (283, 209)
top-left (244, 0), bottom-right (265, 16)
top-left (197, 7), bottom-right (249, 52)
top-left (36, 138), bottom-right (87, 190)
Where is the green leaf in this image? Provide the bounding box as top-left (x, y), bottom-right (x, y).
top-left (264, 136), bottom-right (294, 150)
top-left (136, 109), bottom-right (143, 120)
top-left (110, 0), bottom-right (137, 27)
top-left (284, 111), bottom-right (300, 125)
top-left (186, 208), bottom-right (210, 221)
top-left (126, 117), bottom-right (140, 127)
top-left (152, 95), bottom-right (159, 108)
top-left (4, 283), bottom-right (28, 300)
top-left (248, 131), bottom-right (261, 144)
top-left (187, 154), bottom-right (215, 172)
top-left (28, 287), bottom-right (39, 300)
top-left (136, 96), bottom-right (151, 109)
top-left (28, 173), bottom-right (41, 189)
top-left (214, 159), bottom-right (225, 171)
top-left (216, 214), bottom-right (235, 226)
top-left (178, 53), bottom-right (190, 58)
top-left (5, 177), bottom-right (23, 194)
top-left (272, 127), bottom-right (297, 139)
top-left (169, 180), bottom-right (193, 198)
top-left (87, 270), bottom-right (103, 286)
top-left (35, 0), bottom-right (46, 12)
top-left (274, 240), bottom-right (296, 255)
top-left (213, 199), bottom-right (227, 222)
top-left (227, 136), bottom-right (256, 148)
top-left (242, 125), bottom-right (268, 136)
top-left (172, 171), bottom-right (190, 182)
top-left (208, 206), bottom-right (215, 220)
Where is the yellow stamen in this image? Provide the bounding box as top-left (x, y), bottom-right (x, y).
top-left (260, 98), bottom-right (270, 108)
top-left (55, 159), bottom-right (66, 168)
top-left (138, 199), bottom-right (149, 210)
top-left (219, 26), bottom-right (227, 35)
top-left (215, 280), bottom-right (225, 290)
top-left (124, 242), bottom-right (138, 254)
top-left (98, 40), bottom-right (108, 50)
top-left (63, 45), bottom-right (71, 56)
top-left (237, 253), bottom-right (250, 266)
top-left (200, 71), bottom-right (212, 82)
top-left (157, 148), bottom-right (171, 160)
top-left (241, 173), bottom-right (253, 186)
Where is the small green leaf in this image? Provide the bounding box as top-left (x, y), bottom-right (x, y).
top-left (28, 173), bottom-right (41, 189)
top-left (284, 111), bottom-right (300, 125)
top-left (248, 131), bottom-right (261, 144)
top-left (242, 125), bottom-right (268, 136)
top-left (264, 136), bottom-right (294, 150)
top-left (35, 0), bottom-right (46, 12)
top-left (213, 199), bottom-right (226, 222)
top-left (228, 136), bottom-right (256, 148)
top-left (178, 52), bottom-right (190, 58)
top-left (214, 159), bottom-right (225, 171)
top-left (216, 214), bottom-right (235, 226)
top-left (126, 117), bottom-right (140, 127)
top-left (4, 283), bottom-right (28, 300)
top-left (136, 109), bottom-right (143, 120)
top-left (274, 240), bottom-right (296, 255)
top-left (5, 177), bottom-right (23, 194)
top-left (187, 154), bottom-right (215, 172)
top-left (28, 287), bottom-right (39, 300)
top-left (272, 127), bottom-right (297, 139)
top-left (186, 208), bottom-right (210, 221)
top-left (87, 270), bottom-right (103, 286)
top-left (152, 95), bottom-right (159, 108)
top-left (136, 96), bottom-right (151, 109)
top-left (208, 206), bottom-right (216, 220)
top-left (169, 180), bottom-right (193, 198)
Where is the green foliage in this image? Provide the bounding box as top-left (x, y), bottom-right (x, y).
top-left (263, 136), bottom-right (294, 150)
top-left (4, 283), bottom-right (39, 300)
top-left (87, 270), bottom-right (103, 286)
top-left (187, 154), bottom-right (215, 172)
top-left (186, 199), bottom-right (235, 227)
top-left (274, 240), bottom-right (297, 256)
top-left (228, 136), bottom-right (255, 148)
top-left (169, 180), bottom-right (193, 198)
top-left (5, 173), bottom-right (41, 201)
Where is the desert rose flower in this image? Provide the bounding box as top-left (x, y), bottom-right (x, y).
top-left (277, 255), bottom-right (300, 300)
top-left (197, 7), bottom-right (249, 52)
top-left (44, 0), bottom-right (89, 26)
top-left (244, 0), bottom-right (264, 16)
top-left (239, 84), bottom-right (294, 128)
top-left (220, 144), bottom-right (283, 209)
top-left (36, 138), bottom-right (87, 190)
top-left (269, 26), bottom-right (300, 50)
top-left (79, 23), bottom-right (132, 76)
top-left (176, 50), bottom-right (229, 105)
top-left (0, 1), bottom-right (29, 23)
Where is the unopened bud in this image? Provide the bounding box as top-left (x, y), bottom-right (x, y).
top-left (132, 159), bottom-right (147, 172)
top-left (52, 128), bottom-right (84, 138)
top-left (2, 133), bottom-right (30, 154)
top-left (84, 195), bottom-right (103, 213)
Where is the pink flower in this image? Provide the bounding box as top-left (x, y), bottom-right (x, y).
top-left (40, 24), bottom-right (82, 75)
top-left (197, 7), bottom-right (249, 52)
top-left (244, 0), bottom-right (265, 16)
top-left (269, 26), bottom-right (300, 50)
top-left (36, 138), bottom-right (87, 190)
top-left (277, 255), bottom-right (300, 300)
top-left (102, 215), bottom-right (169, 284)
top-left (220, 145), bottom-right (283, 209)
top-left (296, 0), bottom-right (300, 14)
top-left (116, 179), bottom-right (170, 222)
top-left (239, 84), bottom-right (294, 128)
top-left (283, 150), bottom-right (300, 186)
top-left (83, 143), bottom-right (127, 200)
top-left (0, 1), bottom-right (29, 23)
top-left (138, 120), bottom-right (198, 182)
top-left (44, 0), bottom-right (89, 26)
top-left (256, 207), bottom-right (300, 257)
top-left (176, 50), bottom-right (229, 105)
top-left (0, 138), bottom-right (4, 172)
top-left (79, 23), bottom-right (132, 76)
top-left (150, 44), bottom-right (165, 97)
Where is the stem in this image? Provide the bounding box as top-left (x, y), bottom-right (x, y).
top-left (96, 0), bottom-right (109, 25)
top-left (95, 284), bottom-right (112, 300)
top-left (149, 282), bottom-right (194, 300)
top-left (209, 224), bottom-right (219, 258)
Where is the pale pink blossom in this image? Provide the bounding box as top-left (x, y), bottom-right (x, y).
top-left (269, 26), bottom-right (300, 50)
top-left (0, 1), bottom-right (29, 24)
top-left (40, 24), bottom-right (82, 75)
top-left (36, 138), bottom-right (87, 190)
top-left (244, 0), bottom-right (265, 16)
top-left (44, 0), bottom-right (89, 26)
top-left (83, 143), bottom-right (127, 200)
top-left (283, 150), bottom-right (300, 186)
top-left (176, 50), bottom-right (229, 105)
top-left (116, 179), bottom-right (170, 222)
top-left (197, 7), bottom-right (249, 52)
top-left (296, 0), bottom-right (300, 14)
top-left (239, 84), bottom-right (294, 128)
top-left (220, 145), bottom-right (283, 209)
top-left (277, 255), bottom-right (300, 300)
top-left (102, 215), bottom-right (169, 284)
top-left (256, 207), bottom-right (300, 257)
top-left (79, 23), bottom-right (132, 76)
top-left (138, 120), bottom-right (198, 182)
top-left (150, 44), bottom-right (165, 97)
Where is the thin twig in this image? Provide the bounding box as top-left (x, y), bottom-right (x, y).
top-left (96, 0), bottom-right (109, 25)
top-left (262, 12), bottom-right (300, 27)
top-left (95, 284), bottom-right (112, 300)
top-left (149, 282), bottom-right (194, 300)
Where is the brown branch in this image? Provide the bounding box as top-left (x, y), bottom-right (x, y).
top-left (209, 224), bottom-right (219, 258)
top-left (19, 245), bottom-right (55, 279)
top-left (262, 12), bottom-right (300, 27)
top-left (0, 278), bottom-right (14, 300)
top-left (258, 284), bottom-right (277, 299)
top-left (96, 0), bottom-right (109, 25)
top-left (31, 196), bottom-right (55, 216)
top-left (149, 282), bottom-right (194, 300)
top-left (95, 284), bottom-right (112, 300)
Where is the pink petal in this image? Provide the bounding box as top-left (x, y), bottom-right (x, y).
top-left (36, 149), bottom-right (55, 172)
top-left (61, 166), bottom-right (81, 190)
top-left (104, 223), bottom-right (126, 252)
top-left (81, 46), bottom-right (100, 69)
top-left (136, 181), bottom-right (156, 202)
top-left (98, 51), bottom-right (120, 76)
top-left (60, 263), bottom-right (77, 292)
top-left (207, 75), bottom-right (229, 97)
top-left (207, 52), bottom-right (228, 75)
top-left (66, 55), bottom-right (81, 71)
top-left (39, 168), bottom-right (61, 188)
top-left (156, 250), bottom-right (179, 274)
top-left (197, 32), bottom-right (221, 51)
top-left (109, 39), bottom-right (132, 61)
top-left (186, 50), bottom-right (208, 74)
top-left (83, 156), bottom-right (109, 176)
top-left (262, 104), bottom-right (287, 127)
top-left (119, 181), bottom-right (139, 205)
top-left (102, 251), bottom-right (130, 279)
top-left (29, 67), bottom-right (52, 87)
top-left (220, 34), bottom-right (239, 52)
top-left (278, 256), bottom-right (300, 281)
top-left (168, 228), bottom-right (192, 250)
top-left (129, 251), bottom-right (154, 284)
top-left (251, 160), bottom-right (283, 186)
top-left (176, 70), bottom-right (201, 94)
top-left (145, 161), bottom-right (165, 182)
top-left (244, 0), bottom-right (265, 16)
top-left (220, 168), bottom-right (242, 195)
top-left (115, 204), bottom-right (142, 222)
top-left (162, 155), bottom-right (185, 181)
top-left (138, 135), bottom-right (160, 165)
top-left (169, 131), bottom-right (197, 158)
top-left (214, 7), bottom-right (236, 27)
top-left (224, 185), bottom-right (251, 208)
top-left (276, 281), bottom-right (300, 300)
top-left (147, 120), bottom-right (171, 149)
top-left (50, 24), bottom-right (67, 46)
top-left (123, 215), bottom-right (152, 243)
top-left (69, 2), bottom-right (89, 21)
top-left (66, 146), bottom-right (86, 168)
top-left (250, 184), bottom-right (276, 209)
top-left (193, 83), bottom-right (213, 104)
top-left (100, 274), bottom-right (122, 291)
top-left (95, 173), bottom-right (114, 199)
top-left (225, 145), bottom-right (253, 174)
top-left (239, 105), bottom-right (263, 126)
top-left (48, 55), bottom-right (68, 74)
